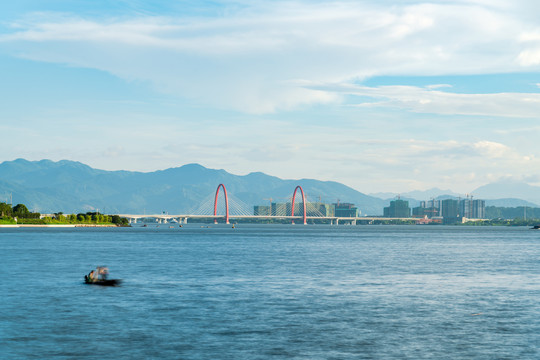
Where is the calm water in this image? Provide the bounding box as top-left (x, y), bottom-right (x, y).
top-left (1, 225), bottom-right (539, 359)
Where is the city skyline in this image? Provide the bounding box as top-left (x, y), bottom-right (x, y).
top-left (2, 1), bottom-right (540, 194)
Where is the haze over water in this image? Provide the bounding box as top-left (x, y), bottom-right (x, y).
top-left (2, 225), bottom-right (539, 359)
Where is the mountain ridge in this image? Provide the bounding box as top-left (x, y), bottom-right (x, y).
top-left (1, 159), bottom-right (539, 214)
top-left (0, 159), bottom-right (385, 214)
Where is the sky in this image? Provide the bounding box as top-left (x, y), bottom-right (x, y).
top-left (1, 0), bottom-right (540, 195)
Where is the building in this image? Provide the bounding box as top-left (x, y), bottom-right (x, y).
top-left (459, 198), bottom-right (485, 219)
top-left (420, 199), bottom-right (442, 218)
top-left (471, 199), bottom-right (485, 219)
top-left (271, 202), bottom-right (290, 216)
top-left (334, 203), bottom-right (358, 217)
top-left (252, 200), bottom-right (357, 218)
top-left (312, 202), bottom-right (334, 217)
top-left (441, 199), bottom-right (460, 224)
top-left (412, 206), bottom-right (426, 217)
top-left (253, 205), bottom-right (271, 216)
top-left (384, 199), bottom-right (410, 218)
top-left (459, 198), bottom-right (472, 219)
top-left (413, 197), bottom-right (485, 223)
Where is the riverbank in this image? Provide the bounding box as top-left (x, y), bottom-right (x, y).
top-left (0, 224), bottom-right (123, 228)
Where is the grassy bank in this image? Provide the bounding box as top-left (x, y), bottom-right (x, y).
top-left (1, 215), bottom-right (129, 227)
top-left (0, 217), bottom-right (17, 225)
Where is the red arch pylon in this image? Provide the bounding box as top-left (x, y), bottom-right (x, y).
top-left (213, 184), bottom-right (229, 224)
top-left (291, 185), bottom-right (307, 225)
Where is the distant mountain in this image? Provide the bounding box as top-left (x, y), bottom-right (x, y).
top-left (0, 159), bottom-right (386, 215)
top-left (370, 188), bottom-right (461, 200)
top-left (371, 186), bottom-right (540, 209)
top-left (472, 180), bottom-right (540, 207)
top-left (403, 188), bottom-right (462, 200)
top-left (485, 198), bottom-right (540, 207)
top-left (369, 192), bottom-right (399, 199)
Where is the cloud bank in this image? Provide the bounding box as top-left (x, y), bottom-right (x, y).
top-left (2, 1), bottom-right (540, 114)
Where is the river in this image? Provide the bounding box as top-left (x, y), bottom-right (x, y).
top-left (1, 225), bottom-right (539, 359)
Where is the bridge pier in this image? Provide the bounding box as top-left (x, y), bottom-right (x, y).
top-left (183, 217), bottom-right (188, 224)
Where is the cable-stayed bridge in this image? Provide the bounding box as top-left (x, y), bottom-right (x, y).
top-left (118, 184), bottom-right (417, 225)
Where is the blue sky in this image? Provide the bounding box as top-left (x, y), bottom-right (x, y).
top-left (1, 0), bottom-right (540, 195)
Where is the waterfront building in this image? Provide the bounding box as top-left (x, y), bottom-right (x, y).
top-left (420, 199), bottom-right (442, 218)
top-left (313, 202), bottom-right (334, 217)
top-left (334, 203), bottom-right (358, 218)
top-left (458, 198), bottom-right (486, 219)
top-left (252, 200), bottom-right (354, 217)
top-left (253, 205), bottom-right (271, 216)
top-left (471, 199), bottom-right (485, 219)
top-left (271, 202), bottom-right (290, 216)
top-left (268, 202), bottom-right (308, 216)
top-left (412, 206), bottom-right (428, 217)
top-left (384, 199), bottom-right (410, 217)
top-left (441, 199), bottom-right (460, 224)
top-left (414, 197), bottom-right (485, 223)
top-left (459, 198), bottom-right (472, 219)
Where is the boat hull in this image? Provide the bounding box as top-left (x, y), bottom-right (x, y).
top-left (84, 278), bottom-right (122, 286)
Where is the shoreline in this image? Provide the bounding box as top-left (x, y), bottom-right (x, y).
top-left (0, 224), bottom-right (121, 228)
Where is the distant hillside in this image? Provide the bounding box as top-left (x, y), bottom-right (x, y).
top-left (486, 205), bottom-right (540, 220)
top-left (370, 188), bottom-right (461, 201)
top-left (0, 159), bottom-right (386, 215)
top-left (485, 198), bottom-right (539, 208)
top-left (472, 181), bottom-right (540, 206)
top-left (404, 188), bottom-right (462, 199)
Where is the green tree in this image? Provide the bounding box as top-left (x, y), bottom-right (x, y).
top-left (0, 202), bottom-right (12, 217)
top-left (13, 203), bottom-right (30, 218)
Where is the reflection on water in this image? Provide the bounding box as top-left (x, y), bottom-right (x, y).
top-left (1, 225), bottom-right (539, 359)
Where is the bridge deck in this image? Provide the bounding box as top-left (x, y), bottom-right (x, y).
top-left (118, 214), bottom-right (419, 221)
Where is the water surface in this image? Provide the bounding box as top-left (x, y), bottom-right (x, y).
top-left (1, 225), bottom-right (539, 359)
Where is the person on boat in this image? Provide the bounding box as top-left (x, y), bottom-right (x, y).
top-left (87, 270), bottom-right (96, 282)
top-left (97, 267), bottom-right (109, 281)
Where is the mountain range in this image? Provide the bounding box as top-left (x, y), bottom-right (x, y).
top-left (0, 159), bottom-right (538, 215)
top-left (0, 159), bottom-right (386, 214)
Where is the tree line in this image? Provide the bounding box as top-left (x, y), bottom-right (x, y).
top-left (0, 202), bottom-right (129, 225)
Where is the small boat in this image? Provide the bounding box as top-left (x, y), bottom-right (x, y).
top-left (84, 266), bottom-right (122, 286)
top-left (84, 278), bottom-right (122, 286)
top-left (531, 225), bottom-right (540, 229)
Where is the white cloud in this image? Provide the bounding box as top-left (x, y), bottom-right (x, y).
top-left (1, 1), bottom-right (539, 113)
top-left (473, 141), bottom-right (512, 158)
top-left (2, 1), bottom-right (540, 195)
top-left (312, 83), bottom-right (540, 118)
top-left (517, 30), bottom-right (540, 66)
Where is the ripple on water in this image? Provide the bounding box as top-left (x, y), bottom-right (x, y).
top-left (1, 225), bottom-right (540, 359)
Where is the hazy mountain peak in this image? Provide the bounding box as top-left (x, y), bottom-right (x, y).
top-left (180, 163), bottom-right (206, 170)
top-left (402, 188), bottom-right (462, 200)
top-left (472, 181), bottom-right (540, 206)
